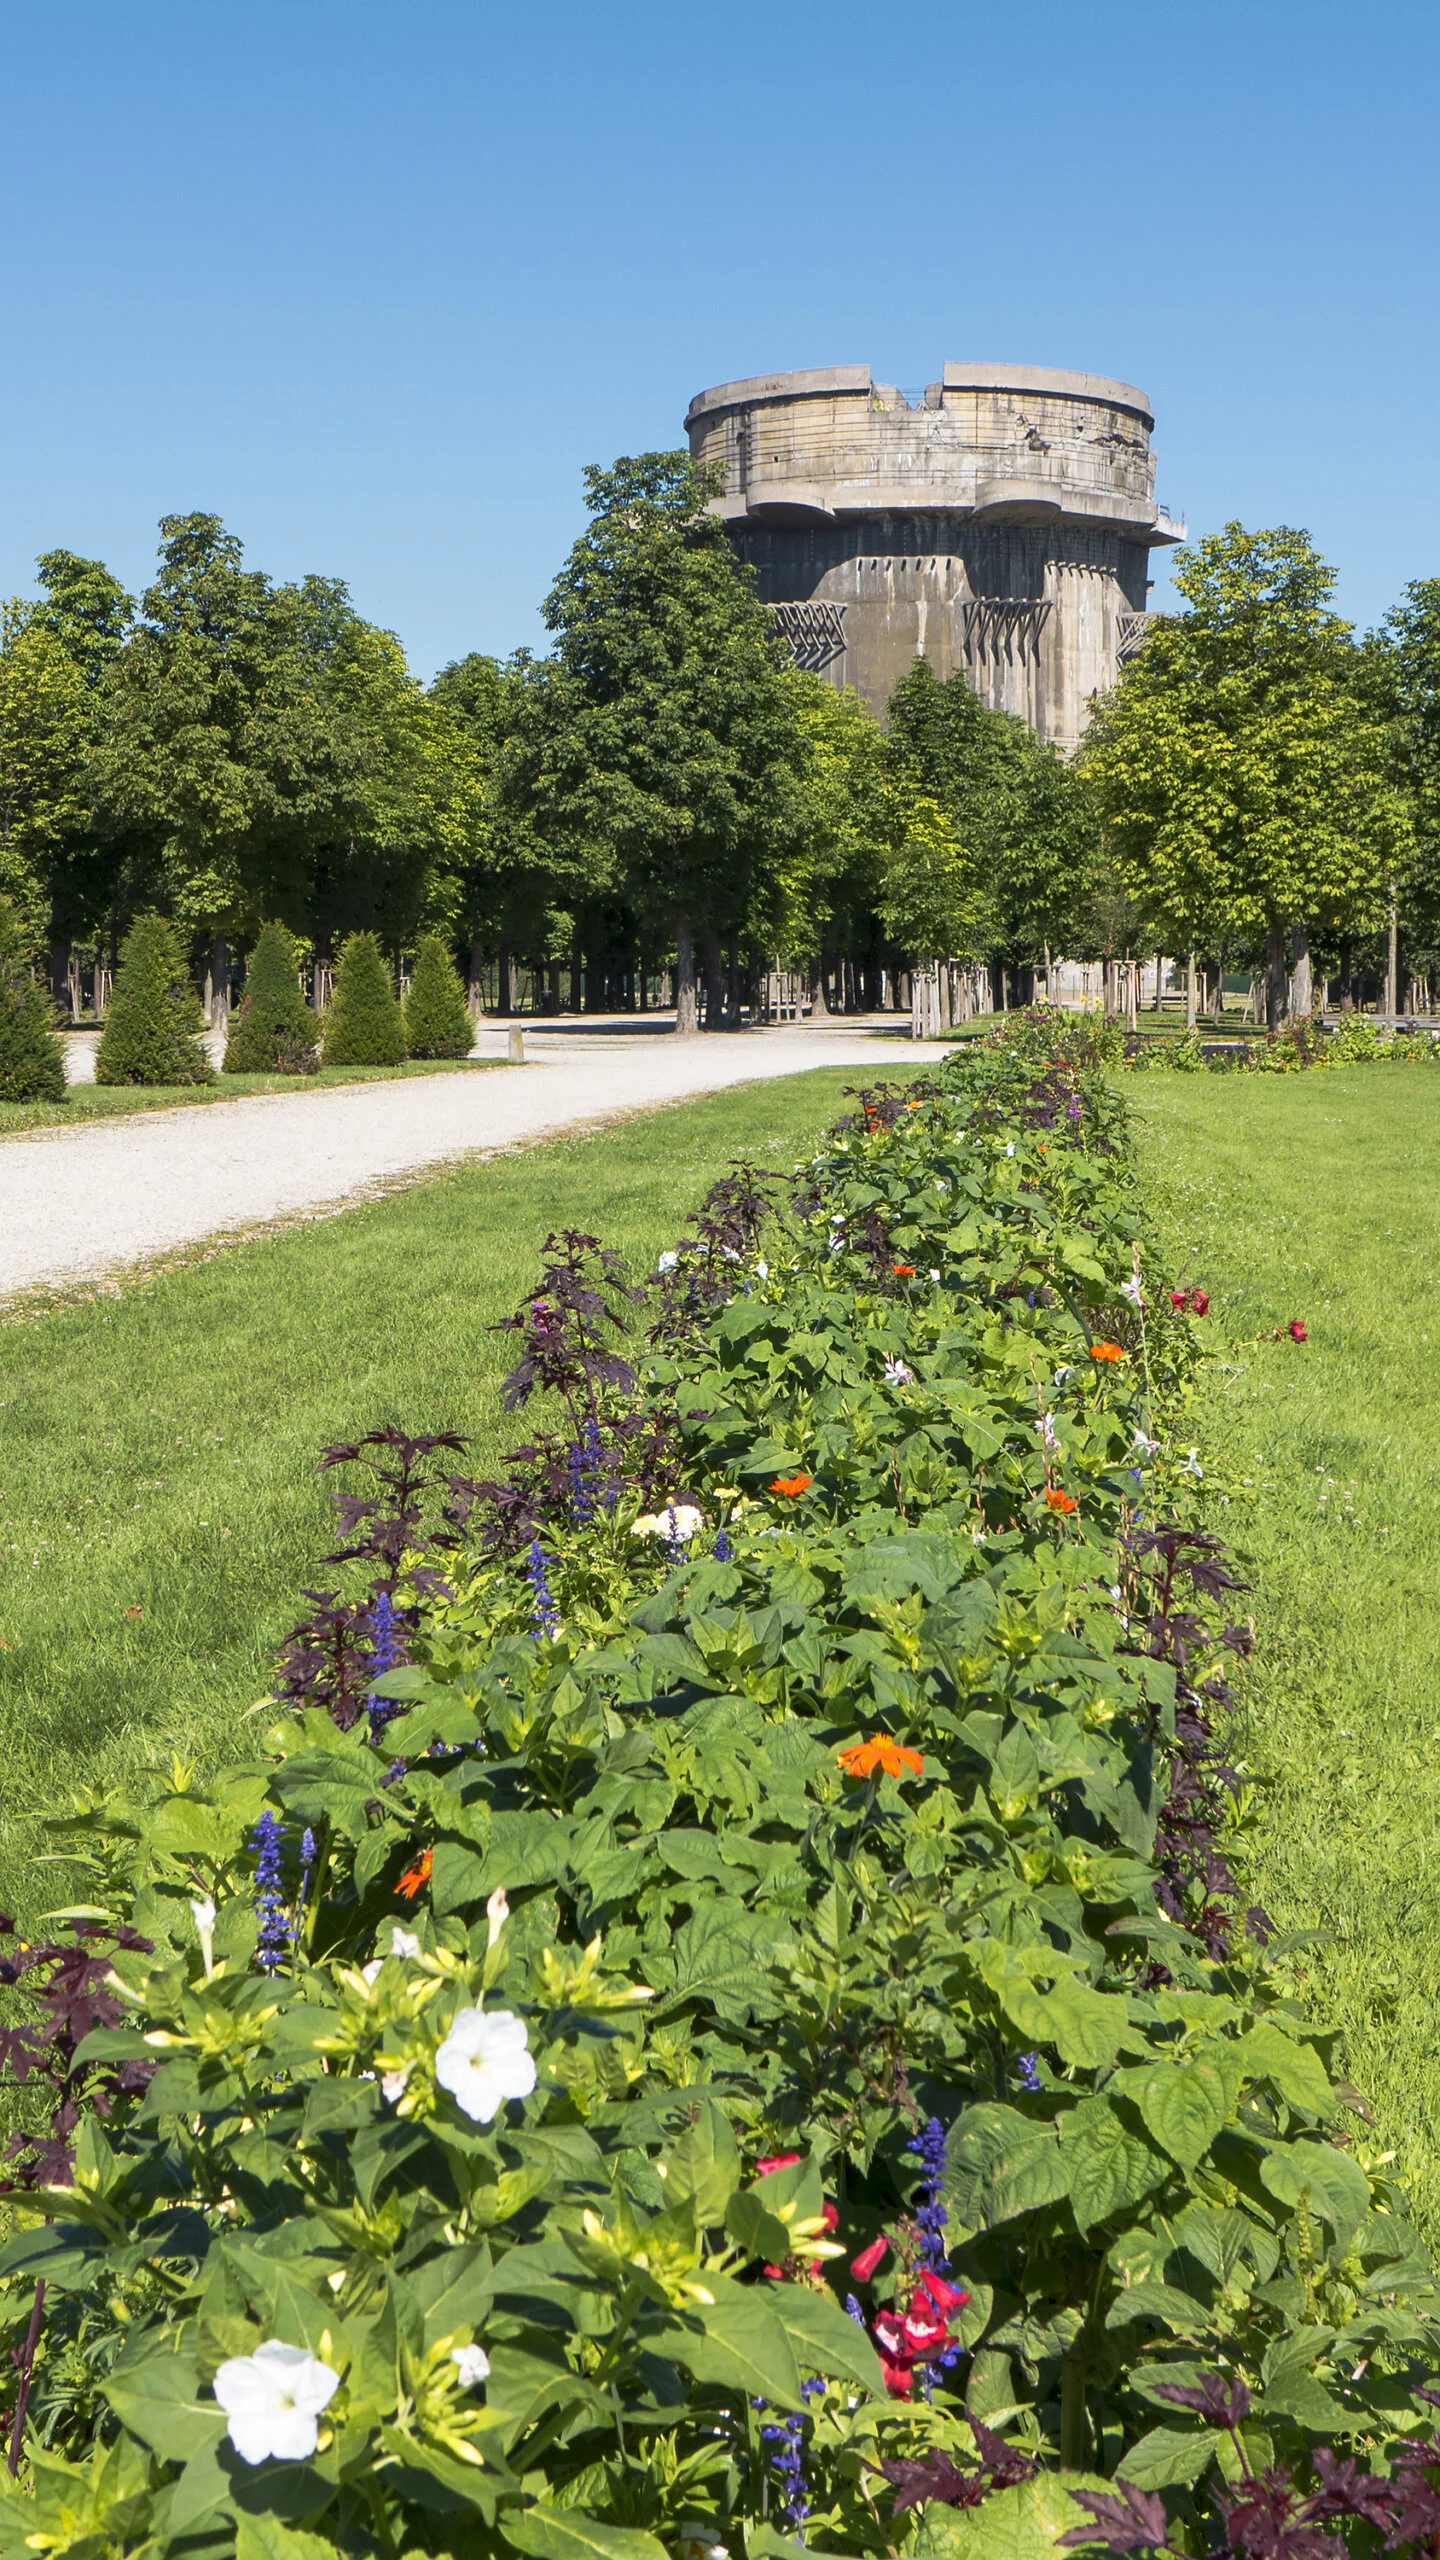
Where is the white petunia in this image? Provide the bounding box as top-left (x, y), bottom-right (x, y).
top-left (1120, 1274), bottom-right (1145, 1307)
top-left (435, 2007), bottom-right (536, 2122)
top-left (631, 1506), bottom-right (704, 1543)
top-left (1039, 1412), bottom-right (1059, 1451)
top-left (451, 2343), bottom-right (491, 2387)
top-left (381, 2065), bottom-right (412, 2102)
top-left (390, 1926), bottom-right (420, 1959)
top-left (190, 1896), bottom-right (216, 1934)
top-left (755, 1259), bottom-right (769, 1280)
top-left (929, 1268), bottom-right (941, 1283)
top-left (1005, 1141), bottom-right (1015, 1156)
top-left (882, 1356), bottom-right (914, 1387)
top-left (213, 2340), bottom-right (340, 2466)
top-left (486, 1885), bottom-right (510, 1949)
top-left (657, 1250), bottom-right (679, 1273)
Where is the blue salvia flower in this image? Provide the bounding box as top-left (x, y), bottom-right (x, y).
top-left (906, 2115), bottom-right (951, 2275)
top-left (568, 1437), bottom-right (594, 1525)
top-left (293, 1825), bottom-right (318, 1941)
top-left (844, 2293), bottom-right (867, 2328)
top-left (367, 1590), bottom-right (402, 1743)
top-left (760, 2386), bottom-right (820, 2541)
top-left (527, 1540), bottom-right (559, 1636)
top-left (250, 1809), bottom-right (289, 1972)
top-left (1015, 2051), bottom-right (1042, 2092)
top-left (381, 1757), bottom-right (408, 1787)
top-left (713, 1525), bottom-right (733, 1562)
top-left (666, 1501), bottom-right (683, 1562)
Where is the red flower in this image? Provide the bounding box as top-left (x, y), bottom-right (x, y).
top-left (837, 1734), bottom-right (924, 1780)
top-left (1170, 1291), bottom-right (1188, 1311)
top-left (892, 1262), bottom-right (917, 1277)
top-left (1289, 1319), bottom-right (1308, 1342)
top-left (769, 1472), bottom-right (813, 1497)
top-left (851, 2233), bottom-right (891, 2283)
top-left (902, 2307), bottom-right (950, 2353)
top-left (1044, 1488), bottom-right (1079, 1515)
top-left (917, 2269), bottom-right (970, 2316)
top-left (872, 2310), bottom-right (917, 2397)
top-left (755, 2153), bottom-right (800, 2177)
top-left (1090, 1341), bottom-right (1126, 1362)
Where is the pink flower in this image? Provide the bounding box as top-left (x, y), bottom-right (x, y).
top-left (851, 2234), bottom-right (890, 2283)
top-left (917, 2269), bottom-right (970, 2316)
top-left (754, 2153), bottom-right (800, 2177)
top-left (1289, 1319), bottom-right (1308, 1342)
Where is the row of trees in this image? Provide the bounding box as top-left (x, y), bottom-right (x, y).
top-left (5, 458), bottom-right (1440, 1038)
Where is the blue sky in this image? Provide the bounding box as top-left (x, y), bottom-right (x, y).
top-left (1, 0), bottom-right (1435, 676)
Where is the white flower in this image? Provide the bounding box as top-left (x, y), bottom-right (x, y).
top-left (390, 1926), bottom-right (420, 1959)
top-left (657, 1250), bottom-right (679, 1273)
top-left (1120, 1274), bottom-right (1145, 1307)
top-left (929, 1268), bottom-right (941, 1283)
top-left (882, 1356), bottom-right (914, 1386)
top-left (190, 1896), bottom-right (216, 1934)
top-left (1053, 1364), bottom-right (1074, 1385)
top-left (435, 2007), bottom-right (536, 2122)
top-left (213, 2341), bottom-right (340, 2466)
top-left (631, 1506), bottom-right (704, 1543)
top-left (381, 2066), bottom-right (412, 2102)
top-left (828, 1239), bottom-right (843, 1255)
top-left (1132, 1426), bottom-right (1160, 1456)
top-left (486, 1886), bottom-right (510, 1949)
top-left (451, 2343), bottom-right (491, 2387)
top-left (1005, 1141), bottom-right (1015, 1156)
top-left (1039, 1412), bottom-right (1059, 1451)
top-left (934, 1180), bottom-right (948, 1192)
top-left (362, 1958), bottom-right (384, 1986)
top-left (755, 1258), bottom-right (769, 1280)
top-left (1180, 1448), bottom-right (1204, 1479)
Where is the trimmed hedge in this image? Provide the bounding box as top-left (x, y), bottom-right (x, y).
top-left (403, 933), bottom-right (474, 1059)
top-left (322, 931), bottom-right (405, 1067)
top-left (94, 913), bottom-right (214, 1086)
top-left (0, 1032), bottom-right (1432, 2560)
top-left (0, 900), bottom-right (66, 1103)
top-left (224, 923), bottom-right (320, 1074)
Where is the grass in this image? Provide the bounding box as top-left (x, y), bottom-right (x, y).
top-left (0, 1065), bottom-right (861, 1930)
top-left (1133, 1066), bottom-right (1440, 2231)
top-left (0, 1056), bottom-right (503, 1137)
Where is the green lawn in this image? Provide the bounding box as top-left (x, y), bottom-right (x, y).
top-left (0, 1066), bottom-right (859, 1927)
top-left (0, 1055), bottom-right (503, 1137)
top-left (1134, 1067), bottom-right (1440, 2230)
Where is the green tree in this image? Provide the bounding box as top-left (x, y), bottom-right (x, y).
top-left (322, 930), bottom-right (405, 1066)
top-left (403, 933), bottom-right (473, 1058)
top-left (223, 922), bottom-right (319, 1074)
top-left (877, 791), bottom-right (989, 966)
top-left (1083, 524), bottom-right (1407, 1026)
top-left (509, 453), bottom-right (807, 1033)
top-left (0, 605), bottom-right (93, 941)
top-left (0, 897), bottom-right (67, 1102)
top-left (786, 677), bottom-right (892, 1010)
top-left (94, 911), bottom-right (214, 1085)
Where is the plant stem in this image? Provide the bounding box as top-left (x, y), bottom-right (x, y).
top-left (8, 2281), bottom-right (44, 2476)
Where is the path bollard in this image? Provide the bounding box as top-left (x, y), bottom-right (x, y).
top-left (507, 1028), bottom-right (525, 1064)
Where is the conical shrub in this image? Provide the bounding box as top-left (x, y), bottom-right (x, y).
top-left (403, 934), bottom-right (473, 1059)
top-left (0, 902), bottom-right (67, 1104)
top-left (225, 923), bottom-right (320, 1074)
top-left (95, 914), bottom-right (214, 1087)
top-left (322, 932), bottom-right (406, 1067)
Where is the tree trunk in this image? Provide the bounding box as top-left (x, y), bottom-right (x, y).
top-left (467, 934), bottom-right (486, 1020)
top-left (1339, 943), bottom-right (1353, 1013)
top-left (1152, 950), bottom-right (1163, 1011)
top-left (49, 939), bottom-right (69, 1011)
top-left (700, 931), bottom-right (723, 1028)
top-left (1185, 951), bottom-right (1197, 1030)
top-left (1265, 920), bottom-right (1288, 1031)
top-left (807, 957), bottom-right (829, 1019)
top-left (1289, 921), bottom-right (1312, 1019)
top-left (674, 916), bottom-right (698, 1037)
top-left (569, 940), bottom-right (582, 1014)
top-left (1385, 883), bottom-right (1399, 1023)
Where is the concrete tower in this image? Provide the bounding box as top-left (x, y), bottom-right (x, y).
top-left (684, 363), bottom-right (1184, 750)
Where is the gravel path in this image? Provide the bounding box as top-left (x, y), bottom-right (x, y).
top-left (4, 1021), bottom-right (944, 1297)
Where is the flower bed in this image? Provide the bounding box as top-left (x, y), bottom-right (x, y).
top-left (0, 1034), bottom-right (1435, 2560)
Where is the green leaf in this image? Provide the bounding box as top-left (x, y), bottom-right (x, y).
top-left (945, 2105), bottom-right (1071, 2233)
top-left (1133, 2058), bottom-right (1231, 2169)
top-left (726, 2188), bottom-right (797, 2267)
top-left (1259, 2141), bottom-right (1371, 2249)
top-left (766, 2283), bottom-right (886, 2394)
top-left (919, 2473), bottom-right (1113, 2560)
top-left (1117, 2425), bottom-right (1222, 2489)
top-left (663, 2099), bottom-right (741, 2226)
top-left (652, 2275), bottom-right (803, 2407)
top-left (501, 2504), bottom-right (670, 2560)
top-left (103, 2348), bottom-right (226, 2463)
top-left (235, 2517), bottom-right (337, 2560)
top-left (1059, 2100), bottom-right (1169, 2232)
top-left (1238, 2024), bottom-right (1337, 2119)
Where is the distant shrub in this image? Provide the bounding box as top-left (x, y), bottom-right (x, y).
top-left (0, 900), bottom-right (67, 1103)
top-left (402, 933), bottom-right (473, 1059)
top-left (224, 922), bottom-right (320, 1074)
top-left (94, 913), bottom-right (213, 1087)
top-left (992, 1005), bottom-right (1127, 1068)
top-left (322, 931), bottom-right (406, 1067)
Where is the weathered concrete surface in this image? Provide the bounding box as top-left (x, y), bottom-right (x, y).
top-left (3, 1020), bottom-right (946, 1298)
top-left (686, 360), bottom-right (1183, 747)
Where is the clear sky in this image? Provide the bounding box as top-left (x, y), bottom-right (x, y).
top-left (1, 0), bottom-right (1435, 677)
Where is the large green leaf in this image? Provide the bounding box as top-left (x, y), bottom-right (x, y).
top-left (1260, 2141), bottom-right (1371, 2249)
top-left (1238, 2024), bottom-right (1337, 2119)
top-left (103, 2348), bottom-right (226, 2463)
top-left (766, 2282), bottom-right (886, 2394)
top-left (1059, 2100), bottom-right (1169, 2232)
top-left (662, 2098), bottom-right (741, 2226)
top-left (651, 2275), bottom-right (803, 2407)
top-left (1117, 2425), bottom-right (1222, 2488)
top-left (945, 2105), bottom-right (1071, 2233)
top-left (1133, 2058), bottom-right (1231, 2170)
top-left (920, 2472), bottom-right (1113, 2560)
top-left (501, 2504), bottom-right (670, 2560)
top-left (235, 2518), bottom-right (337, 2560)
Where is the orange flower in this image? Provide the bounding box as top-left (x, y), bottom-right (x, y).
top-left (1089, 1342), bottom-right (1126, 1362)
top-left (892, 1262), bottom-right (917, 1277)
top-left (1044, 1487), bottom-right (1079, 1514)
top-left (770, 1471), bottom-right (813, 1497)
top-left (396, 1847), bottom-right (433, 1900)
top-left (838, 1734), bottom-right (925, 1780)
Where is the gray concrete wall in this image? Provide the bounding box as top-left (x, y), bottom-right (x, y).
top-left (686, 364), bottom-right (1182, 748)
